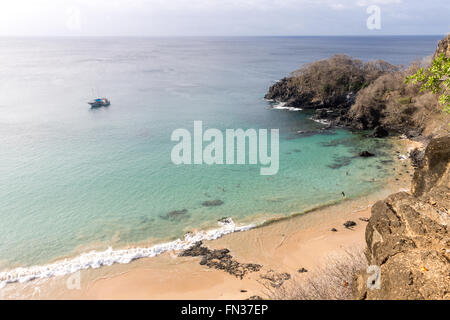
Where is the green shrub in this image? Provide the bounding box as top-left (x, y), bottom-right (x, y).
top-left (406, 53), bottom-right (450, 114)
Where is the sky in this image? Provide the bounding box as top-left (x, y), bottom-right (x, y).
top-left (0, 0), bottom-right (448, 36)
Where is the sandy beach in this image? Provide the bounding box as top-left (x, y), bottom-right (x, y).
top-left (0, 138), bottom-right (422, 300)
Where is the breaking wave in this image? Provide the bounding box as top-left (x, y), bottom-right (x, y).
top-left (0, 218), bottom-right (256, 288)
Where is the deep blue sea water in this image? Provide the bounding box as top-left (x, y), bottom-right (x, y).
top-left (0, 36), bottom-right (442, 274)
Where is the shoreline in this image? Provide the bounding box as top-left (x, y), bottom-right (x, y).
top-left (0, 137), bottom-right (422, 300)
top-left (0, 135), bottom-right (403, 288)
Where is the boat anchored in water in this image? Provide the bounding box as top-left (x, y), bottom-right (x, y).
top-left (88, 98), bottom-right (110, 108)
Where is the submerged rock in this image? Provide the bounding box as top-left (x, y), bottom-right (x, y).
top-left (160, 209), bottom-right (188, 220)
top-left (217, 217), bottom-right (232, 224)
top-left (328, 156), bottom-right (352, 169)
top-left (167, 209), bottom-right (187, 217)
top-left (359, 151), bottom-right (375, 157)
top-left (202, 200), bottom-right (224, 207)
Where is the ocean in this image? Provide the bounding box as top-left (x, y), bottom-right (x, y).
top-left (0, 36), bottom-right (442, 284)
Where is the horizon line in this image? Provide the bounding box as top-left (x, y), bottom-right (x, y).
top-left (0, 34), bottom-right (446, 38)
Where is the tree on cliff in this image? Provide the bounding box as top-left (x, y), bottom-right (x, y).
top-left (406, 53), bottom-right (450, 114)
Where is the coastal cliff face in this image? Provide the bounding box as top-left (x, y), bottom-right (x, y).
top-left (433, 34), bottom-right (450, 59)
top-left (352, 136), bottom-right (450, 300)
top-left (266, 35), bottom-right (450, 138)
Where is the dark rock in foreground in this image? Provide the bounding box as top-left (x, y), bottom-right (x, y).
top-left (353, 137), bottom-right (450, 300)
top-left (343, 220), bottom-right (357, 228)
top-left (259, 270), bottom-right (291, 288)
top-left (179, 241), bottom-right (262, 279)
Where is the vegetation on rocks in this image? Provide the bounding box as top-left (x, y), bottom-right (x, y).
top-left (265, 54), bottom-right (397, 109)
top-left (267, 248), bottom-right (367, 300)
top-left (266, 35), bottom-right (450, 137)
top-left (406, 53), bottom-right (450, 114)
top-left (345, 62), bottom-right (440, 132)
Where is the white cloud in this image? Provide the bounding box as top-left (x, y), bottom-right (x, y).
top-left (356, 0), bottom-right (402, 7)
top-left (0, 0), bottom-right (446, 36)
top-left (330, 3), bottom-right (346, 10)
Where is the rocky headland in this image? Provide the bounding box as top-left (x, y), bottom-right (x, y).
top-left (266, 35), bottom-right (450, 139)
top-left (266, 35), bottom-right (449, 299)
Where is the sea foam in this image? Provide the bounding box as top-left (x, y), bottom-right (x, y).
top-left (310, 117), bottom-right (331, 125)
top-left (271, 102), bottom-right (302, 111)
top-left (0, 218), bottom-right (255, 289)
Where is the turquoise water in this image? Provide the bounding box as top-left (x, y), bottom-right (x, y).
top-left (0, 36), bottom-right (442, 269)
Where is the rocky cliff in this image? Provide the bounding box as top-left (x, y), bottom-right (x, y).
top-left (352, 136), bottom-right (450, 300)
top-left (433, 34), bottom-right (450, 59)
top-left (265, 54), bottom-right (397, 111)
